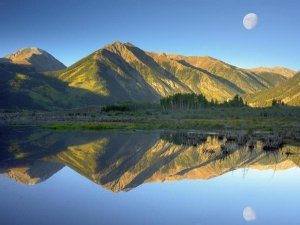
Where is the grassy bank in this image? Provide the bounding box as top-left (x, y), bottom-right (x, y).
top-left (3, 106), bottom-right (300, 135)
top-left (7, 117), bottom-right (298, 135)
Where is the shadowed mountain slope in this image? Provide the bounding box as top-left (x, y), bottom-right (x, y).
top-left (0, 62), bottom-right (111, 110)
top-left (246, 72), bottom-right (300, 107)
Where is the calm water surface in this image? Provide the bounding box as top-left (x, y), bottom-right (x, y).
top-left (0, 127), bottom-right (300, 225)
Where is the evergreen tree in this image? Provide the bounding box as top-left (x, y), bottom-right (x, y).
top-left (160, 93), bottom-right (246, 110)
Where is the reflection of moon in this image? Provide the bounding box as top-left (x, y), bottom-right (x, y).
top-left (243, 207), bottom-right (256, 222)
top-left (243, 13), bottom-right (258, 30)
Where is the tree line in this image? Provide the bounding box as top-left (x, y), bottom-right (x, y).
top-left (271, 99), bottom-right (285, 107)
top-left (160, 93), bottom-right (245, 110)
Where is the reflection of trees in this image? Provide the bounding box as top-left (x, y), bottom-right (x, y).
top-left (161, 131), bottom-right (286, 152)
top-left (160, 131), bottom-right (209, 146)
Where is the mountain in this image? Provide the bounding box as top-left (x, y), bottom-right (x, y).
top-left (0, 61), bottom-right (106, 110)
top-left (0, 41), bottom-right (296, 110)
top-left (3, 48), bottom-right (66, 72)
top-left (49, 41), bottom-right (290, 102)
top-left (246, 72), bottom-right (300, 107)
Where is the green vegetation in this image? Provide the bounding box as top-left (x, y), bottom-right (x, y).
top-left (101, 102), bottom-right (158, 112)
top-left (0, 62), bottom-right (111, 110)
top-left (4, 103), bottom-right (300, 137)
top-left (246, 72), bottom-right (300, 107)
top-left (160, 93), bottom-right (245, 110)
top-left (41, 117), bottom-right (298, 133)
top-left (102, 104), bottom-right (131, 112)
top-left (272, 99), bottom-right (285, 107)
top-left (161, 93), bottom-right (209, 110)
top-left (48, 122), bottom-right (136, 130)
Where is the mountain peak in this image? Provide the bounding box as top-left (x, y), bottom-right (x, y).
top-left (4, 48), bottom-right (66, 72)
top-left (112, 40), bottom-right (123, 46)
top-left (6, 47), bottom-right (46, 58)
top-left (124, 42), bottom-right (136, 47)
top-left (103, 41), bottom-right (137, 50)
top-left (100, 41), bottom-right (138, 57)
top-left (104, 40), bottom-right (124, 48)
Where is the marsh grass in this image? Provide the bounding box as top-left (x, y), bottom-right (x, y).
top-left (3, 106), bottom-right (300, 139)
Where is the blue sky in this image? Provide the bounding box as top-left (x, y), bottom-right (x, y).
top-left (0, 0), bottom-right (299, 70)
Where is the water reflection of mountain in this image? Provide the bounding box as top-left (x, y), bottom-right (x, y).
top-left (1, 127), bottom-right (300, 192)
top-left (0, 160), bottom-right (63, 185)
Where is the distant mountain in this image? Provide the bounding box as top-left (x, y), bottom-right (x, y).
top-left (0, 41), bottom-right (297, 110)
top-left (246, 72), bottom-right (300, 107)
top-left (249, 67), bottom-right (296, 78)
top-left (3, 48), bottom-right (66, 72)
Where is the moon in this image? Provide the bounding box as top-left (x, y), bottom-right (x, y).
top-left (243, 207), bottom-right (256, 222)
top-left (243, 13), bottom-right (258, 30)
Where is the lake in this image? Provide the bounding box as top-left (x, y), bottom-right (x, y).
top-left (0, 126), bottom-right (300, 225)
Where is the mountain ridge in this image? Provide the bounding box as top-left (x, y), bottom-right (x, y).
top-left (0, 41), bottom-right (299, 109)
top-left (2, 48), bottom-right (66, 72)
top-left (249, 66), bottom-right (296, 78)
top-left (55, 41), bottom-right (292, 100)
top-left (246, 72), bottom-right (300, 106)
